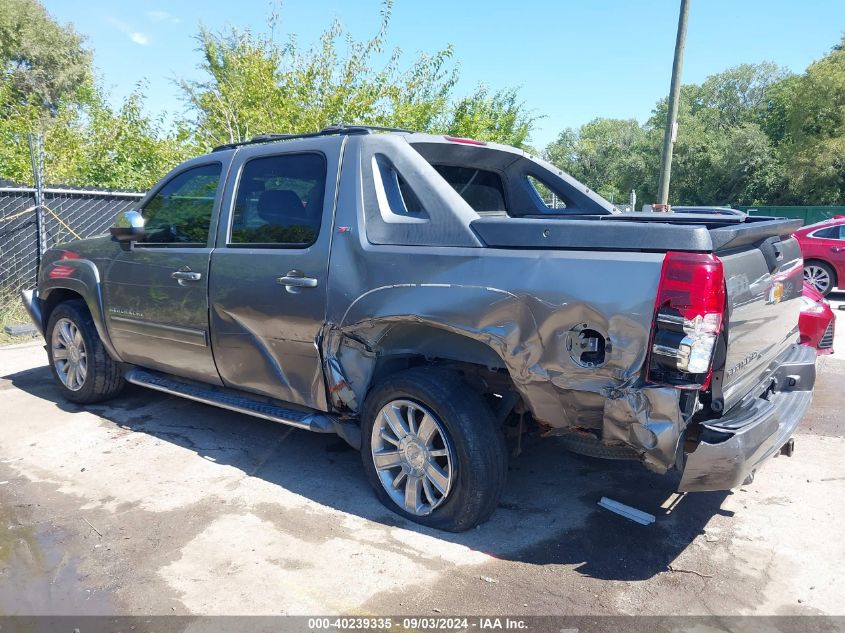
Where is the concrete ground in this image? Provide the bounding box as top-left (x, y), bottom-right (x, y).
top-left (1, 294), bottom-right (843, 616)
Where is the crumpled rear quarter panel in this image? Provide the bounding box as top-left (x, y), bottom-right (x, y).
top-left (322, 150), bottom-right (681, 468)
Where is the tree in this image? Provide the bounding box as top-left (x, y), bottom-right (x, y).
top-left (445, 86), bottom-right (535, 147)
top-left (781, 36), bottom-right (845, 204)
top-left (544, 118), bottom-right (648, 203)
top-left (181, 1), bottom-right (537, 149)
top-left (0, 0), bottom-right (191, 189)
top-left (643, 65), bottom-right (791, 206)
top-left (695, 62), bottom-right (791, 128)
top-left (0, 76), bottom-right (41, 182)
top-left (0, 0), bottom-right (92, 114)
top-left (544, 63), bottom-right (794, 207)
top-left (0, 77), bottom-right (193, 188)
top-left (44, 85), bottom-right (195, 190)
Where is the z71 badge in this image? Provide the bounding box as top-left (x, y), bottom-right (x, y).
top-left (767, 281), bottom-right (784, 304)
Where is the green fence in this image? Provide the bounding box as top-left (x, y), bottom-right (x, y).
top-left (740, 206), bottom-right (845, 226)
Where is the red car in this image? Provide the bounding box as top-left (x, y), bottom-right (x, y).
top-left (799, 282), bottom-right (835, 354)
top-left (794, 216), bottom-right (845, 296)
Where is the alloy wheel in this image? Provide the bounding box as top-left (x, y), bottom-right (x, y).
top-left (804, 265), bottom-right (831, 294)
top-left (51, 317), bottom-right (88, 391)
top-left (370, 399), bottom-right (455, 516)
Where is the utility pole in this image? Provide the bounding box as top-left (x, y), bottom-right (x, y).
top-left (656, 0), bottom-right (691, 208)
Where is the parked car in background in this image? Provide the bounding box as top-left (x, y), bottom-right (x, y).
top-left (799, 283), bottom-right (835, 354)
top-left (794, 216), bottom-right (845, 296)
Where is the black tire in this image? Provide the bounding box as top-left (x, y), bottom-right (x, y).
top-left (361, 368), bottom-right (508, 532)
top-left (558, 433), bottom-right (639, 460)
top-left (46, 300), bottom-right (125, 404)
top-left (804, 260), bottom-right (837, 297)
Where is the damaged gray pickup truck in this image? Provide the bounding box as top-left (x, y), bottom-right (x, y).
top-left (22, 125), bottom-right (815, 531)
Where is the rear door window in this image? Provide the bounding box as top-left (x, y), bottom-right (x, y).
top-left (230, 153), bottom-right (327, 247)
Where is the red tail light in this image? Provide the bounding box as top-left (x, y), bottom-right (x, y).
top-left (647, 251), bottom-right (726, 390)
top-left (443, 136), bottom-right (487, 146)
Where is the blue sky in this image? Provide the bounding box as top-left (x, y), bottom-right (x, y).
top-left (43, 0), bottom-right (845, 148)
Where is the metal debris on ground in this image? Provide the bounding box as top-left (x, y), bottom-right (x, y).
top-left (667, 564), bottom-right (713, 578)
top-left (597, 496), bottom-right (656, 525)
top-left (3, 324), bottom-right (37, 337)
top-left (82, 517), bottom-right (103, 538)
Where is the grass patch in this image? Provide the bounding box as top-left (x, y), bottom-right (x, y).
top-left (0, 290), bottom-right (35, 346)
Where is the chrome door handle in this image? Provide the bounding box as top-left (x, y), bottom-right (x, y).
top-left (831, 247), bottom-right (845, 253)
top-left (276, 270), bottom-right (318, 291)
top-left (171, 271), bottom-right (202, 281)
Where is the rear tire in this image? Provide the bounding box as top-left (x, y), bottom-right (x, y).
top-left (558, 432), bottom-right (639, 460)
top-left (361, 368), bottom-right (508, 532)
top-left (804, 260), bottom-right (836, 296)
top-left (46, 300), bottom-right (125, 404)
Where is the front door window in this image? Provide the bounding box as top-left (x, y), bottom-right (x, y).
top-left (140, 163), bottom-right (222, 247)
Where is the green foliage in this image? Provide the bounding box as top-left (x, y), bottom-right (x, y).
top-left (544, 56), bottom-right (845, 207)
top-left (181, 1), bottom-right (537, 149)
top-left (0, 289), bottom-right (29, 345)
top-left (781, 36), bottom-right (845, 204)
top-left (0, 78), bottom-right (194, 188)
top-left (445, 85), bottom-right (534, 147)
top-left (0, 0), bottom-right (92, 113)
top-left (696, 62), bottom-right (791, 128)
top-left (0, 0), bottom-right (191, 190)
top-left (0, 77), bottom-right (42, 182)
top-left (46, 86), bottom-right (195, 189)
top-left (2, 0), bottom-right (844, 208)
top-left (544, 118), bottom-right (648, 203)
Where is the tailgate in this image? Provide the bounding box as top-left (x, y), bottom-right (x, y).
top-left (710, 220), bottom-right (805, 412)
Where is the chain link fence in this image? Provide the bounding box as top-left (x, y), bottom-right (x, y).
top-left (0, 186), bottom-right (144, 294)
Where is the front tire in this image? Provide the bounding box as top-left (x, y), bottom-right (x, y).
top-left (361, 368), bottom-right (508, 532)
top-left (804, 260), bottom-right (836, 296)
top-left (46, 300), bottom-right (125, 404)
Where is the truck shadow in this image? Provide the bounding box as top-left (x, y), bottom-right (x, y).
top-left (6, 363), bottom-right (731, 582)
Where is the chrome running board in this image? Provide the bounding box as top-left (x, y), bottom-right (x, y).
top-left (124, 367), bottom-right (360, 447)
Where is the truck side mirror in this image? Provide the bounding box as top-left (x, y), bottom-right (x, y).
top-left (110, 210), bottom-right (145, 243)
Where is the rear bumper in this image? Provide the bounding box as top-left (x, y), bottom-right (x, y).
top-left (678, 343), bottom-right (815, 492)
top-left (20, 289), bottom-right (45, 337)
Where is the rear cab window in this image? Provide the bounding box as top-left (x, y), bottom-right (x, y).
top-left (407, 138), bottom-right (613, 217)
top-left (431, 165), bottom-right (507, 213)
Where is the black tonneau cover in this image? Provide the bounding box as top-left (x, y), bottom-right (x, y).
top-left (470, 214), bottom-right (803, 253)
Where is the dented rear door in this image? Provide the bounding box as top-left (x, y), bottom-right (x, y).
top-left (207, 137), bottom-right (343, 410)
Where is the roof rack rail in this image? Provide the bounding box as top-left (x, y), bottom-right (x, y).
top-left (211, 124), bottom-right (417, 152)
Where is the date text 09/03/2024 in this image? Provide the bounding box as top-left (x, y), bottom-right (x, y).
top-left (307, 617), bottom-right (529, 630)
